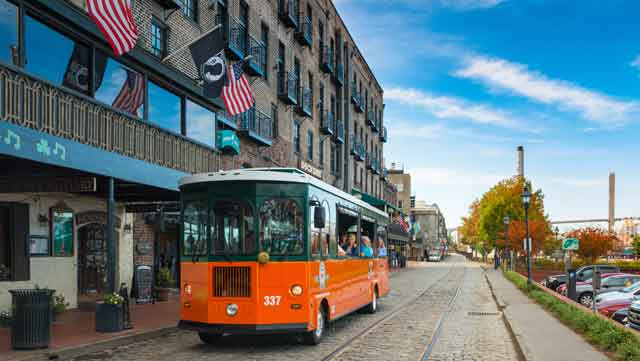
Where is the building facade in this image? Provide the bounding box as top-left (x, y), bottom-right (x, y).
top-left (0, 0), bottom-right (392, 310)
top-left (388, 163), bottom-right (411, 214)
top-left (410, 201), bottom-right (447, 260)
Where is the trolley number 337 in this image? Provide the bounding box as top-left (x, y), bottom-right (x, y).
top-left (263, 295), bottom-right (281, 306)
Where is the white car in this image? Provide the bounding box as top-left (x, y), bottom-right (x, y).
top-left (595, 281), bottom-right (640, 307)
top-left (428, 254), bottom-right (441, 262)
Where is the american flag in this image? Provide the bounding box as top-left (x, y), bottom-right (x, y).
top-left (222, 60), bottom-right (255, 116)
top-left (112, 69), bottom-right (144, 116)
top-left (87, 0), bottom-right (139, 56)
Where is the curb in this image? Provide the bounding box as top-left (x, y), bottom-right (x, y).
top-left (483, 270), bottom-right (531, 361)
top-left (14, 326), bottom-right (178, 361)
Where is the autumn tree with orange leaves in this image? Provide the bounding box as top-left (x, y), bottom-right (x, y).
top-left (566, 227), bottom-right (615, 263)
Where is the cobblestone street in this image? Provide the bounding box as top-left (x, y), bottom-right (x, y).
top-left (69, 255), bottom-right (520, 361)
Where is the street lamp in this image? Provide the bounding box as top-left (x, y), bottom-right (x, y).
top-left (521, 185), bottom-right (532, 285)
top-left (503, 215), bottom-right (510, 270)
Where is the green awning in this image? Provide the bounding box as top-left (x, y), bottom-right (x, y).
top-left (351, 189), bottom-right (386, 207)
top-left (217, 130), bottom-right (240, 155)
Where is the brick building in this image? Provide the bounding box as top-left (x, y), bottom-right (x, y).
top-left (0, 0), bottom-right (393, 311)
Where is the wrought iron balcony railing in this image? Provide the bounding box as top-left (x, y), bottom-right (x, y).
top-left (277, 71), bottom-right (298, 105)
top-left (367, 109), bottom-right (375, 128)
top-left (334, 119), bottom-right (344, 144)
top-left (334, 62), bottom-right (344, 86)
top-left (380, 126), bottom-right (388, 142)
top-left (321, 111), bottom-right (334, 135)
top-left (227, 17), bottom-right (248, 60)
top-left (295, 87), bottom-right (312, 117)
top-left (278, 0), bottom-right (298, 28)
top-left (294, 16), bottom-right (313, 47)
top-left (321, 46), bottom-right (334, 74)
top-left (351, 137), bottom-right (365, 161)
top-left (0, 62), bottom-right (218, 173)
top-left (235, 107), bottom-right (273, 145)
top-left (247, 35), bottom-right (266, 77)
top-left (216, 110), bottom-right (238, 130)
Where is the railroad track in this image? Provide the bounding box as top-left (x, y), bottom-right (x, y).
top-left (320, 265), bottom-right (467, 361)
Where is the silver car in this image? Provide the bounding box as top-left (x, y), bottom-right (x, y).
top-left (575, 274), bottom-right (640, 307)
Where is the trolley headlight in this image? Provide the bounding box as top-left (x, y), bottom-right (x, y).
top-left (290, 284), bottom-right (303, 296)
top-left (226, 303), bottom-right (238, 316)
top-left (184, 283), bottom-right (192, 296)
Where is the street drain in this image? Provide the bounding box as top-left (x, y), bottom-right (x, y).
top-left (467, 311), bottom-right (500, 316)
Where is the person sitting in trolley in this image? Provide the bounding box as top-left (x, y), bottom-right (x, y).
top-left (361, 236), bottom-right (374, 258)
top-left (345, 225), bottom-right (359, 257)
top-left (377, 237), bottom-right (387, 257)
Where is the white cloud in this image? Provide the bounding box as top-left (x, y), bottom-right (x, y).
top-left (385, 87), bottom-right (526, 130)
top-left (548, 177), bottom-right (607, 188)
top-left (631, 56), bottom-right (640, 71)
top-left (455, 56), bottom-right (640, 127)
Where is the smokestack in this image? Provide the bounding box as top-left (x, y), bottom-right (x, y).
top-left (609, 172), bottom-right (615, 233)
top-left (517, 146), bottom-right (524, 177)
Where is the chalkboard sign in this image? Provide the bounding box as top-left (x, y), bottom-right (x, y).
top-left (134, 265), bottom-right (153, 304)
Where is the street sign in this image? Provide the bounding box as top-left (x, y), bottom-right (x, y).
top-left (562, 238), bottom-right (579, 250)
top-left (523, 238), bottom-right (531, 251)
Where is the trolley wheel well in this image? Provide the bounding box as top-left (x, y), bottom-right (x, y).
top-left (320, 298), bottom-right (330, 321)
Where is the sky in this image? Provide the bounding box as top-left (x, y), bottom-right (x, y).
top-left (334, 0), bottom-right (640, 230)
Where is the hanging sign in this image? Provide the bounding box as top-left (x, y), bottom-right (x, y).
top-left (216, 130), bottom-right (240, 155)
top-left (298, 159), bottom-right (323, 179)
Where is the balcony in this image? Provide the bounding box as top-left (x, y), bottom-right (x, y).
top-left (247, 36), bottom-right (266, 77)
top-left (334, 63), bottom-right (344, 86)
top-left (296, 87), bottom-right (312, 117)
top-left (351, 137), bottom-right (365, 161)
top-left (367, 110), bottom-right (376, 128)
top-left (351, 84), bottom-right (364, 113)
top-left (321, 111), bottom-right (334, 135)
top-left (236, 107), bottom-right (273, 146)
top-left (227, 17), bottom-right (248, 60)
top-left (366, 153), bottom-right (373, 170)
top-left (294, 16), bottom-right (313, 47)
top-left (321, 46), bottom-right (334, 74)
top-left (372, 158), bottom-right (380, 175)
top-left (334, 119), bottom-right (344, 144)
top-left (278, 0), bottom-right (298, 29)
top-left (277, 71), bottom-right (298, 105)
top-left (380, 126), bottom-right (388, 142)
top-left (216, 110), bottom-right (239, 130)
top-left (0, 62), bottom-right (217, 174)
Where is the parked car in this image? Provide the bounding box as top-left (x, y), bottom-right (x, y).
top-left (568, 274), bottom-right (640, 307)
top-left (612, 308), bottom-right (629, 325)
top-left (626, 300), bottom-right (640, 330)
top-left (557, 272), bottom-right (625, 295)
top-left (542, 265), bottom-right (620, 291)
top-left (595, 281), bottom-right (640, 307)
top-left (428, 254), bottom-right (441, 262)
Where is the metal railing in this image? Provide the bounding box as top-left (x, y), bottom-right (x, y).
top-left (278, 0), bottom-right (298, 28)
top-left (367, 109), bottom-right (375, 127)
top-left (295, 16), bottom-right (313, 46)
top-left (321, 46), bottom-right (334, 74)
top-left (297, 87), bottom-right (312, 116)
top-left (321, 111), bottom-right (334, 134)
top-left (335, 63), bottom-right (344, 85)
top-left (236, 107), bottom-right (273, 141)
top-left (277, 71), bottom-right (298, 104)
top-left (335, 119), bottom-right (344, 143)
top-left (380, 126), bottom-right (387, 142)
top-left (228, 17), bottom-right (248, 58)
top-left (0, 62), bottom-right (218, 173)
top-left (248, 35), bottom-right (266, 76)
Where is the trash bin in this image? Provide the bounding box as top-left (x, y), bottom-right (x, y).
top-left (9, 289), bottom-right (55, 350)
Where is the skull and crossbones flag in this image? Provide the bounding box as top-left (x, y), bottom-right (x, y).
top-left (189, 26), bottom-right (227, 99)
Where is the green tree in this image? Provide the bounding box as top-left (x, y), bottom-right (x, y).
top-left (632, 235), bottom-right (640, 257)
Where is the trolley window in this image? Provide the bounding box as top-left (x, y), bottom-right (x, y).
top-left (212, 200), bottom-right (256, 255)
top-left (182, 200), bottom-right (209, 256)
top-left (260, 199), bottom-right (304, 255)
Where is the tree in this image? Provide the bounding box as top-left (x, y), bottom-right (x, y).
top-left (505, 220), bottom-right (550, 254)
top-left (566, 227), bottom-right (615, 263)
top-left (632, 235), bottom-right (640, 257)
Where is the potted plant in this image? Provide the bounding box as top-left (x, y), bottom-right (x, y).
top-left (95, 293), bottom-right (124, 332)
top-left (155, 267), bottom-right (173, 302)
top-left (51, 292), bottom-right (69, 321)
top-left (0, 310), bottom-right (12, 328)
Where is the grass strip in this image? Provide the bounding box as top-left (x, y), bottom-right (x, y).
top-left (504, 270), bottom-right (640, 361)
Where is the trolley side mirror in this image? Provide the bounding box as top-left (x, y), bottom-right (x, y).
top-left (314, 207), bottom-right (326, 229)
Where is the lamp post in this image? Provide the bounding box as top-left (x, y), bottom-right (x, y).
top-left (521, 185), bottom-right (532, 285)
top-left (503, 215), bottom-right (510, 270)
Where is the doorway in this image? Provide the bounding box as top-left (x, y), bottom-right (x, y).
top-left (77, 223), bottom-right (107, 302)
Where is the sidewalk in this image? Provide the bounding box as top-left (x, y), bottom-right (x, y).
top-left (484, 267), bottom-right (609, 361)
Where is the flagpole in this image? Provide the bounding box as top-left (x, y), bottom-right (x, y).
top-left (162, 24), bottom-right (222, 63)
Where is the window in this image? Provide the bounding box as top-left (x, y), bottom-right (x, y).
top-left (293, 121), bottom-right (301, 153)
top-left (310, 200), bottom-right (331, 257)
top-left (318, 20), bottom-right (324, 63)
top-left (150, 19), bottom-right (166, 58)
top-left (307, 130), bottom-right (314, 160)
top-left (212, 200), bottom-right (255, 255)
top-left (0, 204), bottom-right (29, 281)
top-left (294, 57), bottom-right (301, 89)
top-left (26, 15), bottom-right (93, 95)
top-left (319, 139), bottom-right (325, 166)
top-left (375, 225), bottom-right (388, 258)
top-left (336, 145), bottom-right (341, 177)
top-left (398, 200), bottom-right (404, 209)
top-left (94, 56), bottom-right (145, 117)
top-left (330, 144), bottom-right (336, 175)
top-left (186, 99), bottom-right (215, 147)
top-left (0, 0), bottom-right (18, 65)
top-left (148, 81), bottom-right (182, 133)
top-left (239, 1), bottom-right (249, 50)
top-left (261, 23), bottom-right (269, 80)
top-left (179, 0), bottom-right (197, 21)
top-left (260, 199), bottom-right (304, 255)
top-left (182, 200), bottom-right (208, 256)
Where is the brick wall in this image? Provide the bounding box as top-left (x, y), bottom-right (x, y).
top-left (133, 213), bottom-right (154, 267)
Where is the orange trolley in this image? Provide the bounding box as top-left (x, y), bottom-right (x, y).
top-left (177, 168), bottom-right (391, 344)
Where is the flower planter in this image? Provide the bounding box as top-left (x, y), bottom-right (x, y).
top-left (95, 302), bottom-right (124, 332)
top-left (155, 288), bottom-right (170, 302)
